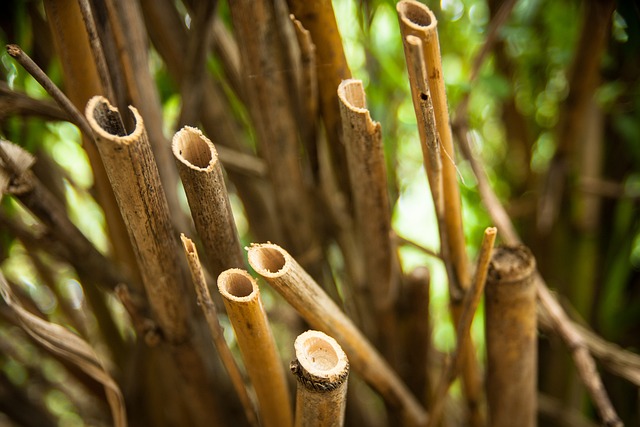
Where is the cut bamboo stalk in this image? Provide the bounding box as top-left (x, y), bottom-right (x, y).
top-left (337, 78), bottom-right (398, 361)
top-left (247, 243), bottom-right (428, 427)
top-left (291, 330), bottom-right (349, 427)
top-left (485, 245), bottom-right (537, 427)
top-left (217, 268), bottom-right (293, 427)
top-left (428, 227), bottom-right (497, 427)
top-left (181, 236), bottom-right (259, 427)
top-left (397, 0), bottom-right (469, 295)
top-left (42, 0), bottom-right (140, 286)
top-left (173, 126), bottom-right (244, 277)
top-left (398, 6), bottom-right (483, 424)
top-left (85, 96), bottom-right (220, 427)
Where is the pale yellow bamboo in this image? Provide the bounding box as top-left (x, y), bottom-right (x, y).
top-left (217, 269), bottom-right (293, 427)
top-left (181, 236), bottom-right (259, 427)
top-left (247, 243), bottom-right (428, 427)
top-left (397, 0), bottom-right (469, 295)
top-left (291, 330), bottom-right (349, 427)
top-left (173, 127), bottom-right (244, 278)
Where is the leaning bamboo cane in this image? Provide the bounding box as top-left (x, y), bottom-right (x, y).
top-left (85, 96), bottom-right (220, 427)
top-left (173, 126), bottom-right (244, 277)
top-left (218, 268), bottom-right (293, 427)
top-left (485, 245), bottom-right (537, 427)
top-left (247, 243), bottom-right (428, 427)
top-left (181, 236), bottom-right (259, 427)
top-left (338, 79), bottom-right (397, 351)
top-left (291, 330), bottom-right (349, 427)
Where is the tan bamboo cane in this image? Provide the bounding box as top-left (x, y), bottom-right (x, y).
top-left (337, 79), bottom-right (397, 352)
top-left (85, 96), bottom-right (220, 426)
top-left (218, 268), bottom-right (293, 427)
top-left (485, 245), bottom-right (537, 427)
top-left (173, 126), bottom-right (244, 277)
top-left (397, 0), bottom-right (470, 296)
top-left (291, 330), bottom-right (349, 427)
top-left (181, 236), bottom-right (259, 427)
top-left (398, 4), bottom-right (483, 422)
top-left (247, 243), bottom-right (428, 427)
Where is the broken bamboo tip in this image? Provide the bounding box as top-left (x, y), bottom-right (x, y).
top-left (85, 96), bottom-right (139, 141)
top-left (172, 126), bottom-right (219, 171)
top-left (397, 1), bottom-right (437, 32)
top-left (291, 330), bottom-right (349, 427)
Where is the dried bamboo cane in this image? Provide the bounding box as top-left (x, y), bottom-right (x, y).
top-left (398, 5), bottom-right (483, 423)
top-left (337, 78), bottom-right (397, 350)
top-left (217, 269), bottom-right (294, 427)
top-left (85, 96), bottom-right (220, 426)
top-left (173, 126), bottom-right (244, 277)
top-left (397, 0), bottom-right (470, 295)
top-left (247, 243), bottom-right (428, 427)
top-left (181, 236), bottom-right (259, 427)
top-left (291, 330), bottom-right (349, 427)
top-left (428, 227), bottom-right (497, 427)
top-left (485, 245), bottom-right (537, 427)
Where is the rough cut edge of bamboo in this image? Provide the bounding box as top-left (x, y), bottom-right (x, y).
top-left (427, 227), bottom-right (496, 427)
top-left (181, 235), bottom-right (259, 427)
top-left (85, 95), bottom-right (189, 343)
top-left (173, 126), bottom-right (244, 277)
top-left (338, 79), bottom-right (396, 310)
top-left (485, 245), bottom-right (537, 427)
top-left (396, 0), bottom-right (469, 296)
top-left (455, 124), bottom-right (624, 427)
top-left (217, 268), bottom-right (293, 427)
top-left (291, 330), bottom-right (349, 427)
top-left (247, 243), bottom-right (428, 427)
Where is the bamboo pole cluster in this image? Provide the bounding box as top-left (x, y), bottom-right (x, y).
top-left (0, 0), bottom-right (634, 426)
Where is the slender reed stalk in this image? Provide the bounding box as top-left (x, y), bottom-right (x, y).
top-left (291, 330), bottom-right (349, 427)
top-left (217, 269), bottom-right (293, 427)
top-left (247, 243), bottom-right (428, 427)
top-left (428, 227), bottom-right (497, 427)
top-left (181, 236), bottom-right (259, 427)
top-left (397, 0), bottom-right (469, 296)
top-left (338, 78), bottom-right (397, 351)
top-left (485, 245), bottom-right (537, 427)
top-left (85, 96), bottom-right (220, 427)
top-left (173, 126), bottom-right (244, 277)
top-left (399, 17), bottom-right (483, 425)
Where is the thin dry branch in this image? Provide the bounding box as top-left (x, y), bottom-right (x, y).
top-left (181, 236), bottom-right (259, 427)
top-left (427, 227), bottom-right (496, 427)
top-left (291, 330), bottom-right (349, 427)
top-left (247, 243), bottom-right (428, 427)
top-left (0, 82), bottom-right (67, 121)
top-left (218, 268), bottom-right (294, 427)
top-left (173, 126), bottom-right (244, 277)
top-left (5, 44), bottom-right (94, 140)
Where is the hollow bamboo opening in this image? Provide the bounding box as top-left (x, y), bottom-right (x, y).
top-left (294, 331), bottom-right (348, 384)
top-left (248, 245), bottom-right (287, 275)
top-left (218, 269), bottom-right (257, 300)
top-left (172, 126), bottom-right (216, 170)
top-left (397, 2), bottom-right (436, 30)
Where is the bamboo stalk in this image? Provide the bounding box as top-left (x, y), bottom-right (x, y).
top-left (173, 126), bottom-right (244, 277)
top-left (397, 0), bottom-right (469, 296)
top-left (247, 243), bottom-right (428, 427)
top-left (217, 268), bottom-right (293, 427)
top-left (428, 227), bottom-right (497, 427)
top-left (181, 236), bottom-right (259, 427)
top-left (338, 78), bottom-right (397, 350)
top-left (400, 27), bottom-right (483, 427)
top-left (291, 330), bottom-right (349, 427)
top-left (85, 96), bottom-right (221, 427)
top-left (485, 245), bottom-right (537, 427)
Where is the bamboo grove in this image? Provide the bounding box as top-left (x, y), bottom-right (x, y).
top-left (0, 0), bottom-right (639, 426)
